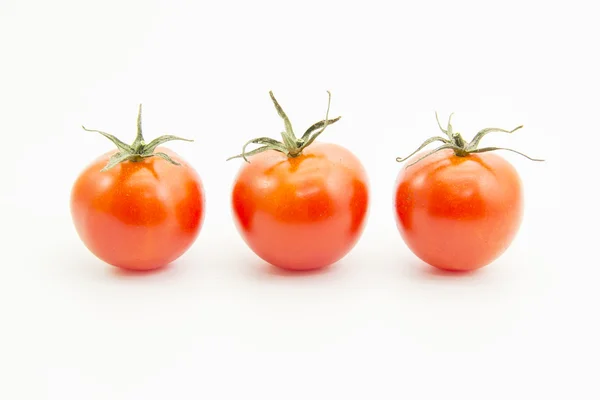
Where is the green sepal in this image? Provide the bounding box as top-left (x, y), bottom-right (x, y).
top-left (396, 113), bottom-right (544, 167)
top-left (83, 104), bottom-right (193, 171)
top-left (227, 91), bottom-right (341, 162)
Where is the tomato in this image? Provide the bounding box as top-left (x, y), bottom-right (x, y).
top-left (232, 143), bottom-right (369, 270)
top-left (71, 106), bottom-right (205, 271)
top-left (394, 114), bottom-right (543, 272)
top-left (228, 92), bottom-right (369, 271)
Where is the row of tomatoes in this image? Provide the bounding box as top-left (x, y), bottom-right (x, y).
top-left (70, 92), bottom-right (542, 273)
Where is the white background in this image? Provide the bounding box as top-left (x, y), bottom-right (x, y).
top-left (1, 0), bottom-right (597, 399)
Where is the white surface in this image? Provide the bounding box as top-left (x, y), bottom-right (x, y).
top-left (0, 0), bottom-right (596, 399)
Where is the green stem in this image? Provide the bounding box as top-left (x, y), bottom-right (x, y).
top-left (132, 104), bottom-right (145, 151)
top-left (269, 91), bottom-right (297, 150)
top-left (83, 104), bottom-right (194, 171)
top-left (396, 112), bottom-right (544, 167)
top-left (227, 91), bottom-right (341, 162)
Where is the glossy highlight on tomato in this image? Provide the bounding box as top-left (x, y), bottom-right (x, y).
top-left (394, 114), bottom-right (543, 272)
top-left (71, 106), bottom-right (205, 271)
top-left (228, 91), bottom-right (369, 271)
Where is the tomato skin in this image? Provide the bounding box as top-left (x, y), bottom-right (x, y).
top-left (70, 147), bottom-right (205, 271)
top-left (394, 149), bottom-right (523, 271)
top-left (232, 142), bottom-right (369, 271)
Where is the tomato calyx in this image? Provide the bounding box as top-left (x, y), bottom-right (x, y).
top-left (396, 113), bottom-right (545, 167)
top-left (227, 91), bottom-right (341, 162)
top-left (82, 104), bottom-right (193, 171)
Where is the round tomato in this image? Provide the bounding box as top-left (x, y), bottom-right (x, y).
top-left (394, 114), bottom-right (543, 272)
top-left (71, 106), bottom-right (205, 271)
top-left (228, 91), bottom-right (369, 270)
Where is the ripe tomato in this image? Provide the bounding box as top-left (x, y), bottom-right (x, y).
top-left (229, 92), bottom-right (369, 271)
top-left (71, 106), bottom-right (205, 271)
top-left (394, 114), bottom-right (543, 272)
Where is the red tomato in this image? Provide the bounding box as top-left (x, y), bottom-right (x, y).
top-left (232, 143), bottom-right (369, 270)
top-left (394, 114), bottom-right (542, 271)
top-left (71, 106), bottom-right (204, 271)
top-left (229, 91), bottom-right (369, 270)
